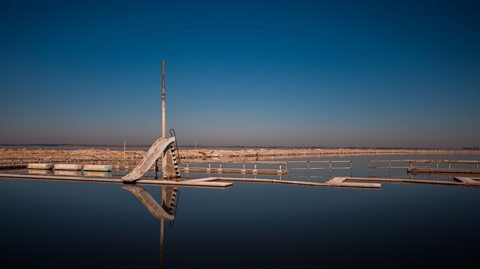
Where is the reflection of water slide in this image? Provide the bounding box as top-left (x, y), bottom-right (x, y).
top-left (122, 185), bottom-right (175, 220)
top-left (122, 136), bottom-right (180, 183)
top-left (123, 185), bottom-right (178, 269)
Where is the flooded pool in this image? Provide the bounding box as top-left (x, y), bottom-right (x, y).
top-left (0, 154), bottom-right (479, 268)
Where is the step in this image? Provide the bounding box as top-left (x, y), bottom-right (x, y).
top-left (83, 164), bottom-right (112, 172)
top-left (28, 163), bottom-right (54, 170)
top-left (54, 164), bottom-right (83, 171)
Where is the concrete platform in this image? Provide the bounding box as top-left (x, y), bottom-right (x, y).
top-left (27, 163), bottom-right (53, 170)
top-left (3, 173), bottom-right (480, 190)
top-left (0, 173), bottom-right (232, 188)
top-left (53, 164), bottom-right (83, 171)
top-left (83, 164), bottom-right (112, 172)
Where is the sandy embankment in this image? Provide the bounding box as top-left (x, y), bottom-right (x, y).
top-left (1, 147), bottom-right (479, 166)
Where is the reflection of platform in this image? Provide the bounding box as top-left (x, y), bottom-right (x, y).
top-left (28, 169), bottom-right (49, 175)
top-left (83, 171), bottom-right (112, 178)
top-left (54, 170), bottom-right (82, 176)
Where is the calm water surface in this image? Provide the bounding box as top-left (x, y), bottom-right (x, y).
top-left (1, 154), bottom-right (479, 268)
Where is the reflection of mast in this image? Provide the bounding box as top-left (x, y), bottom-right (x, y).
top-left (160, 219), bottom-right (165, 269)
top-left (123, 185), bottom-right (178, 269)
top-left (159, 186), bottom-right (176, 269)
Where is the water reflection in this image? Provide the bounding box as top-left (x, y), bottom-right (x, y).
top-left (28, 169), bottom-right (49, 175)
top-left (2, 157), bottom-right (480, 269)
top-left (123, 185), bottom-right (178, 269)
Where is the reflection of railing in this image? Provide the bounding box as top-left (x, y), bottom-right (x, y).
top-left (369, 159), bottom-right (480, 174)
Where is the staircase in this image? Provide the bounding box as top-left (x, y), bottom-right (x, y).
top-left (166, 128), bottom-right (181, 179)
top-left (169, 144), bottom-right (181, 178)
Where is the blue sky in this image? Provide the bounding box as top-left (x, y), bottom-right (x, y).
top-left (0, 0), bottom-right (479, 147)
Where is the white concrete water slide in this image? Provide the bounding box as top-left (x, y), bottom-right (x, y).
top-left (122, 136), bottom-right (178, 183)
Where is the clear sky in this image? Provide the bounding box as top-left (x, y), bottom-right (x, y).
top-left (0, 0), bottom-right (479, 148)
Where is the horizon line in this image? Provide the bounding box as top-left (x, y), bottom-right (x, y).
top-left (1, 143), bottom-right (479, 151)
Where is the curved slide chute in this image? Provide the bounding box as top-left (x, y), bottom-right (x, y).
top-left (122, 136), bottom-right (176, 183)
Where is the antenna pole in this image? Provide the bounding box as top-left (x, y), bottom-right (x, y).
top-left (162, 59), bottom-right (166, 138)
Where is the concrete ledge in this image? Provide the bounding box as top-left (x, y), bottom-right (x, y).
top-left (83, 164), bottom-right (112, 172)
top-left (53, 164), bottom-right (83, 171)
top-left (27, 163), bottom-right (53, 170)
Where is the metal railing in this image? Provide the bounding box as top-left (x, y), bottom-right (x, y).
top-left (288, 160), bottom-right (352, 171)
top-left (369, 159), bottom-right (480, 171)
top-left (287, 160), bottom-right (353, 178)
top-left (181, 161), bottom-right (287, 174)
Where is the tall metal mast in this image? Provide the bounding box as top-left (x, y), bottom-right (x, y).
top-left (162, 59), bottom-right (166, 138)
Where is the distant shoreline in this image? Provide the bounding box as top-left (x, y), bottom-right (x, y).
top-left (0, 144), bottom-right (479, 151)
top-left (1, 147), bottom-right (479, 165)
